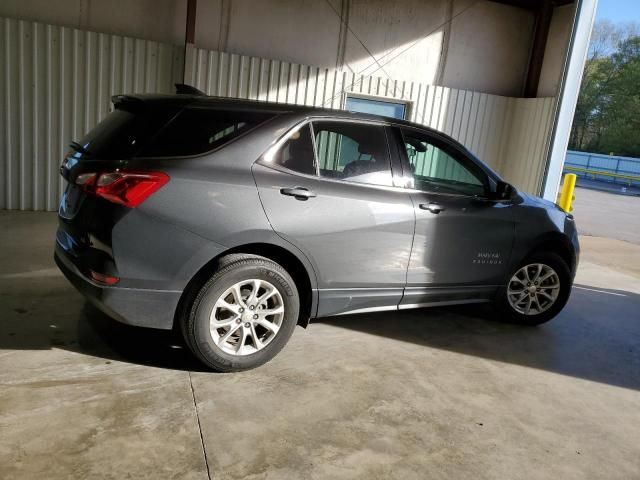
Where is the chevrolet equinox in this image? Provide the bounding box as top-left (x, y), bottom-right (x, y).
top-left (55, 87), bottom-right (579, 371)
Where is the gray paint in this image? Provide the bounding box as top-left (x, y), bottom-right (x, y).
top-left (405, 193), bottom-right (515, 286)
top-left (253, 163), bottom-right (415, 316)
top-left (55, 96), bottom-right (579, 327)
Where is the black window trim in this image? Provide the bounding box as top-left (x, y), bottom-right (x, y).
top-left (311, 118), bottom-right (395, 186)
top-left (392, 125), bottom-right (495, 198)
top-left (258, 116), bottom-right (408, 191)
top-left (308, 121), bottom-right (321, 176)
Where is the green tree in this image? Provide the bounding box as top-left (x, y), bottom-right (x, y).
top-left (569, 55), bottom-right (613, 151)
top-left (569, 21), bottom-right (640, 157)
top-left (597, 37), bottom-right (640, 157)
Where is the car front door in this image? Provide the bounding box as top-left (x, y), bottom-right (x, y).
top-left (391, 126), bottom-right (516, 307)
top-left (253, 119), bottom-right (415, 317)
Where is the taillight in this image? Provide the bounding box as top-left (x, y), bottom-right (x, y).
top-left (90, 270), bottom-right (120, 285)
top-left (75, 170), bottom-right (169, 208)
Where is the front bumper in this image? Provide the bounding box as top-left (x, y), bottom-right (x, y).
top-left (55, 243), bottom-right (181, 330)
top-left (570, 225), bottom-right (580, 279)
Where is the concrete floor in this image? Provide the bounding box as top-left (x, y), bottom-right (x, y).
top-left (1, 211), bottom-right (640, 479)
top-left (574, 177), bottom-right (640, 197)
top-left (572, 186), bottom-right (640, 244)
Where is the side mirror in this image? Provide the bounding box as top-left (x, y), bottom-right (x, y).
top-left (493, 180), bottom-right (513, 200)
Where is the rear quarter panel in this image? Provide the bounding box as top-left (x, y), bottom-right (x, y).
top-left (123, 115), bottom-right (319, 292)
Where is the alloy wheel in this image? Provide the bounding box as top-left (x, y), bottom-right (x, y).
top-left (507, 263), bottom-right (561, 315)
top-left (209, 279), bottom-right (285, 356)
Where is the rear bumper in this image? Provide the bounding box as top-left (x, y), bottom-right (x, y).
top-left (55, 243), bottom-right (181, 330)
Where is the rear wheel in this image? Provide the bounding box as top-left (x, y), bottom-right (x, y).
top-left (183, 254), bottom-right (299, 372)
top-left (495, 252), bottom-right (571, 325)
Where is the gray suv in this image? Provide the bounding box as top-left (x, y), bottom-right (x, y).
top-left (55, 89), bottom-right (579, 371)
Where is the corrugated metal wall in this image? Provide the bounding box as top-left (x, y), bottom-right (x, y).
top-left (184, 45), bottom-right (555, 194)
top-left (185, 46), bottom-right (510, 172)
top-left (0, 17), bottom-right (555, 211)
top-left (0, 16), bottom-right (183, 210)
top-left (498, 97), bottom-right (556, 194)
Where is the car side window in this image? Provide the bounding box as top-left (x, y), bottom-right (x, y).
top-left (271, 124), bottom-right (317, 175)
top-left (141, 108), bottom-right (275, 157)
top-left (400, 129), bottom-right (487, 197)
top-left (313, 121), bottom-right (394, 187)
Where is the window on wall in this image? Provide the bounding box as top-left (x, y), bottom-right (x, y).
top-left (313, 121), bottom-right (394, 187)
top-left (401, 129), bottom-right (487, 197)
top-left (345, 96), bottom-right (407, 120)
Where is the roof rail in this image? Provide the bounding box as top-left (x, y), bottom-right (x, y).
top-left (175, 83), bottom-right (206, 96)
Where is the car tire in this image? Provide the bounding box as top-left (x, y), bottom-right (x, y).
top-left (182, 254), bottom-right (299, 372)
top-left (495, 252), bottom-right (572, 326)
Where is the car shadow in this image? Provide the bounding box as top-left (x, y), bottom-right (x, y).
top-left (2, 276), bottom-right (639, 387)
top-left (74, 303), bottom-right (211, 372)
top-left (0, 285), bottom-right (210, 372)
top-left (316, 284), bottom-right (640, 391)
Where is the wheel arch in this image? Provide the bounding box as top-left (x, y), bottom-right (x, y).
top-left (526, 232), bottom-right (577, 274)
top-left (173, 242), bottom-right (317, 332)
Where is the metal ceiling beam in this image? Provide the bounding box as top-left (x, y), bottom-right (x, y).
top-left (488, 0), bottom-right (574, 10)
top-left (542, 0), bottom-right (599, 200)
top-left (183, 0), bottom-right (197, 84)
top-left (185, 0), bottom-right (197, 45)
top-left (524, 0), bottom-right (554, 97)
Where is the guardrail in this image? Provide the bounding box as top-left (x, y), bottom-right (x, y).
top-left (564, 150), bottom-right (640, 187)
top-left (563, 166), bottom-right (640, 186)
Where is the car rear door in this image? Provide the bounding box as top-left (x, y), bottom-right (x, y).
top-left (390, 126), bottom-right (516, 307)
top-left (252, 119), bottom-right (415, 317)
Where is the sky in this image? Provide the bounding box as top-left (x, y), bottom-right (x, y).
top-left (596, 0), bottom-right (640, 23)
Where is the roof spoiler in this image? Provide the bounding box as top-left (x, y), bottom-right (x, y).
top-left (111, 94), bottom-right (146, 110)
top-left (175, 83), bottom-right (206, 96)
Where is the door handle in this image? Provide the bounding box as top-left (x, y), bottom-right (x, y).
top-left (419, 202), bottom-right (445, 214)
top-left (280, 186), bottom-right (317, 200)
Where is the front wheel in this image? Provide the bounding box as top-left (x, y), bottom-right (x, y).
top-left (182, 254), bottom-right (299, 372)
top-left (495, 252), bottom-right (572, 326)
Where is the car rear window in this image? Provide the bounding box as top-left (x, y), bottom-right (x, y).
top-left (139, 107), bottom-right (277, 157)
top-left (75, 106), bottom-right (180, 159)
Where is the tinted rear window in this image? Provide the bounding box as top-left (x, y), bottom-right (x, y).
top-left (139, 108), bottom-right (276, 157)
top-left (76, 106), bottom-right (179, 159)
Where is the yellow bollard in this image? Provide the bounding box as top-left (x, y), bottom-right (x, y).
top-left (558, 173), bottom-right (577, 212)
